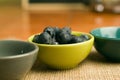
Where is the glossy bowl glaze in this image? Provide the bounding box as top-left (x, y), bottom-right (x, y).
top-left (90, 27), bottom-right (120, 61)
top-left (28, 31), bottom-right (94, 69)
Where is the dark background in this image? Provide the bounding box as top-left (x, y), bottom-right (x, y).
top-left (29, 0), bottom-right (90, 5)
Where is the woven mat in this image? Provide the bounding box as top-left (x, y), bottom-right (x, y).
top-left (23, 48), bottom-right (120, 80)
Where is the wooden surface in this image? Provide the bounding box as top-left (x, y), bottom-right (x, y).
top-left (1, 6), bottom-right (120, 40)
top-left (24, 48), bottom-right (120, 80)
top-left (0, 6), bottom-right (120, 80)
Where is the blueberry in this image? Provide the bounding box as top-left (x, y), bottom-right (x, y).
top-left (62, 27), bottom-right (71, 34)
top-left (33, 35), bottom-right (41, 43)
top-left (70, 35), bottom-right (84, 43)
top-left (37, 32), bottom-right (52, 44)
top-left (33, 27), bottom-right (90, 45)
top-left (43, 27), bottom-right (55, 38)
top-left (56, 30), bottom-right (72, 44)
top-left (51, 42), bottom-right (59, 45)
top-left (50, 37), bottom-right (57, 44)
top-left (80, 34), bottom-right (90, 41)
top-left (54, 27), bottom-right (60, 34)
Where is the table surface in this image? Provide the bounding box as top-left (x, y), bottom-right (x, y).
top-left (0, 6), bottom-right (120, 80)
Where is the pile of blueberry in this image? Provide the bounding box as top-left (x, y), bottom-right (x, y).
top-left (33, 27), bottom-right (90, 45)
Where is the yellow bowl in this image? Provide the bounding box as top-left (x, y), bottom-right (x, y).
top-left (28, 31), bottom-right (94, 69)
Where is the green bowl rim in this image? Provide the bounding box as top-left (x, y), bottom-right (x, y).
top-left (90, 26), bottom-right (120, 40)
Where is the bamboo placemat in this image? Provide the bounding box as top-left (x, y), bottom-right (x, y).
top-left (24, 48), bottom-right (120, 80)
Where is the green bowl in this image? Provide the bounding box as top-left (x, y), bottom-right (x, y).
top-left (90, 27), bottom-right (120, 61)
top-left (28, 31), bottom-right (94, 69)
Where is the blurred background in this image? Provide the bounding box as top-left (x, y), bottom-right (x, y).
top-left (1, 0), bottom-right (120, 13)
top-left (0, 0), bottom-right (120, 13)
top-left (0, 0), bottom-right (88, 6)
top-left (0, 0), bottom-right (21, 6)
top-left (0, 1), bottom-right (120, 80)
top-left (0, 0), bottom-right (120, 40)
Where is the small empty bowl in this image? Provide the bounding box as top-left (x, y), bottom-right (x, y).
top-left (90, 27), bottom-right (120, 61)
top-left (0, 40), bottom-right (39, 80)
top-left (28, 31), bottom-right (94, 69)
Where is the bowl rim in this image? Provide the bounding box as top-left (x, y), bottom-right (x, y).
top-left (0, 40), bottom-right (39, 59)
top-left (90, 26), bottom-right (120, 40)
top-left (28, 31), bottom-right (94, 47)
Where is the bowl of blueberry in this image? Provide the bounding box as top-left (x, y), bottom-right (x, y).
top-left (28, 27), bottom-right (94, 69)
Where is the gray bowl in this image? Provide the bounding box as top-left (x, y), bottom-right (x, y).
top-left (0, 40), bottom-right (39, 80)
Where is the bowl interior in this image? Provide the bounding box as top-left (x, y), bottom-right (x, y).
top-left (90, 27), bottom-right (120, 39)
top-left (0, 40), bottom-right (36, 57)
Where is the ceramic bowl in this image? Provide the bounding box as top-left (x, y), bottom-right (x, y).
top-left (0, 40), bottom-right (39, 80)
top-left (28, 31), bottom-right (94, 69)
top-left (90, 27), bottom-right (120, 61)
